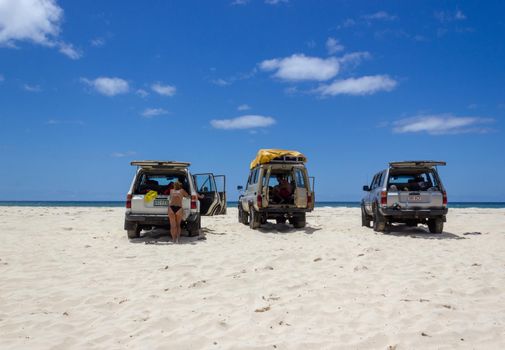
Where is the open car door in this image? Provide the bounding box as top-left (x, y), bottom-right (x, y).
top-left (214, 175), bottom-right (227, 214)
top-left (193, 173), bottom-right (226, 216)
top-left (309, 176), bottom-right (315, 210)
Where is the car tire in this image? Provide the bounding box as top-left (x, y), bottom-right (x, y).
top-left (373, 205), bottom-right (386, 232)
top-left (249, 207), bottom-right (261, 230)
top-left (127, 226), bottom-right (141, 239)
top-left (291, 213), bottom-right (306, 228)
top-left (239, 204), bottom-right (249, 225)
top-left (361, 205), bottom-right (371, 228)
top-left (428, 218), bottom-right (444, 234)
top-left (187, 216), bottom-right (201, 237)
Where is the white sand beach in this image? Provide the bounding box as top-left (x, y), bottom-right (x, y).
top-left (1, 206), bottom-right (505, 349)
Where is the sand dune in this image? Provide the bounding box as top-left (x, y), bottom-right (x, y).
top-left (1, 206), bottom-right (504, 349)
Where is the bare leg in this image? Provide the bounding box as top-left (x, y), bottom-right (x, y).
top-left (175, 209), bottom-right (183, 243)
top-left (168, 208), bottom-right (177, 242)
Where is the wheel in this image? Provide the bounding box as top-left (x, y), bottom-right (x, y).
top-left (290, 213), bottom-right (306, 228)
top-left (428, 218), bottom-right (444, 233)
top-left (249, 207), bottom-right (261, 230)
top-left (276, 217), bottom-right (286, 224)
top-left (373, 205), bottom-right (386, 232)
top-left (187, 216), bottom-right (201, 237)
top-left (127, 226), bottom-right (141, 239)
top-left (361, 205), bottom-right (371, 228)
top-left (239, 204), bottom-right (249, 225)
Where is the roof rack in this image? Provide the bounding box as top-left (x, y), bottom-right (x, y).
top-left (389, 160), bottom-right (446, 168)
top-left (131, 160), bottom-right (191, 168)
top-left (268, 155), bottom-right (306, 164)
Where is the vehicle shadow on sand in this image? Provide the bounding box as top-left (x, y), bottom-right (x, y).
top-left (129, 228), bottom-right (207, 245)
top-left (258, 222), bottom-right (321, 235)
top-left (381, 225), bottom-right (465, 240)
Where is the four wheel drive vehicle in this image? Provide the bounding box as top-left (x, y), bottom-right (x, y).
top-left (237, 149), bottom-right (315, 229)
top-left (124, 160), bottom-right (226, 239)
top-left (361, 161), bottom-right (448, 233)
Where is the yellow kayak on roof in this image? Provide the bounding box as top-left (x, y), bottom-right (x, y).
top-left (250, 149), bottom-right (307, 169)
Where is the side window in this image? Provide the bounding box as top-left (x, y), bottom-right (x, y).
top-left (370, 174), bottom-right (378, 189)
top-left (248, 170), bottom-right (254, 185)
top-left (294, 168), bottom-right (306, 188)
top-left (194, 174), bottom-right (216, 193)
top-left (252, 168), bottom-right (259, 184)
top-left (377, 172), bottom-right (384, 187)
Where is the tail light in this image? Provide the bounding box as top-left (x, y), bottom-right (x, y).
top-left (126, 194), bottom-right (132, 209)
top-left (380, 191), bottom-right (388, 206)
top-left (191, 195), bottom-right (197, 210)
top-left (257, 194), bottom-right (262, 208)
top-left (442, 191), bottom-right (448, 206)
top-left (307, 193), bottom-right (312, 206)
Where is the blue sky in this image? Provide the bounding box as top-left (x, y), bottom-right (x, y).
top-left (0, 0), bottom-right (504, 201)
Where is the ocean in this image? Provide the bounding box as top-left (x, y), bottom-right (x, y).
top-left (0, 201), bottom-right (504, 209)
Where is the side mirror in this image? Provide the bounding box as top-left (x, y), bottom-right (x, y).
top-left (362, 185), bottom-right (370, 192)
top-left (237, 185), bottom-right (243, 191)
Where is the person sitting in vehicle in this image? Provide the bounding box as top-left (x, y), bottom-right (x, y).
top-left (272, 175), bottom-right (293, 203)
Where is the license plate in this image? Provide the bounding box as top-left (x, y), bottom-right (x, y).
top-left (153, 199), bottom-right (168, 206)
top-left (408, 195), bottom-right (422, 202)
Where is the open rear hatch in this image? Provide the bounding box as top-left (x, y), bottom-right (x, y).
top-left (130, 161), bottom-right (191, 216)
top-left (387, 162), bottom-right (446, 208)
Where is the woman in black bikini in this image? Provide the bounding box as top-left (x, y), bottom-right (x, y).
top-left (168, 181), bottom-right (189, 243)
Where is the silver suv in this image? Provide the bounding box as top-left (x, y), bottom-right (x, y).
top-left (124, 161), bottom-right (226, 239)
top-left (361, 161), bottom-right (448, 233)
top-left (237, 150), bottom-right (315, 229)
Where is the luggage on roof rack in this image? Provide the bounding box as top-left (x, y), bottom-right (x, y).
top-left (250, 149), bottom-right (307, 169)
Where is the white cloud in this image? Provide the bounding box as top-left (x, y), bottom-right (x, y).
top-left (435, 10), bottom-right (466, 23)
top-left (338, 51), bottom-right (371, 67)
top-left (211, 78), bottom-right (231, 87)
top-left (58, 42), bottom-right (81, 59)
top-left (81, 77), bottom-right (129, 96)
top-left (0, 0), bottom-right (80, 59)
top-left (455, 10), bottom-right (466, 20)
top-left (23, 84), bottom-right (41, 92)
top-left (0, 0), bottom-right (62, 46)
top-left (237, 104), bottom-right (251, 111)
top-left (260, 54), bottom-right (339, 82)
top-left (326, 37), bottom-right (344, 55)
top-left (393, 115), bottom-right (493, 135)
top-left (231, 0), bottom-right (249, 5)
top-left (141, 108), bottom-right (168, 118)
top-left (136, 89), bottom-right (148, 98)
top-left (151, 82), bottom-right (176, 96)
top-left (363, 11), bottom-right (397, 21)
top-left (316, 75), bottom-right (397, 96)
top-left (90, 37), bottom-right (105, 47)
top-left (210, 115), bottom-right (276, 130)
top-left (111, 151), bottom-right (137, 158)
top-left (265, 0), bottom-right (288, 4)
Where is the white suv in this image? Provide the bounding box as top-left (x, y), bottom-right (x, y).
top-left (124, 161), bottom-right (226, 239)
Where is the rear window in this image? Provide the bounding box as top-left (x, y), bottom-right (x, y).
top-left (135, 172), bottom-right (189, 194)
top-left (388, 171), bottom-right (439, 191)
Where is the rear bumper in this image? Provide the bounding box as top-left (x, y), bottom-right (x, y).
top-left (259, 207), bottom-right (312, 215)
top-left (379, 207), bottom-right (448, 219)
top-left (124, 212), bottom-right (199, 229)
